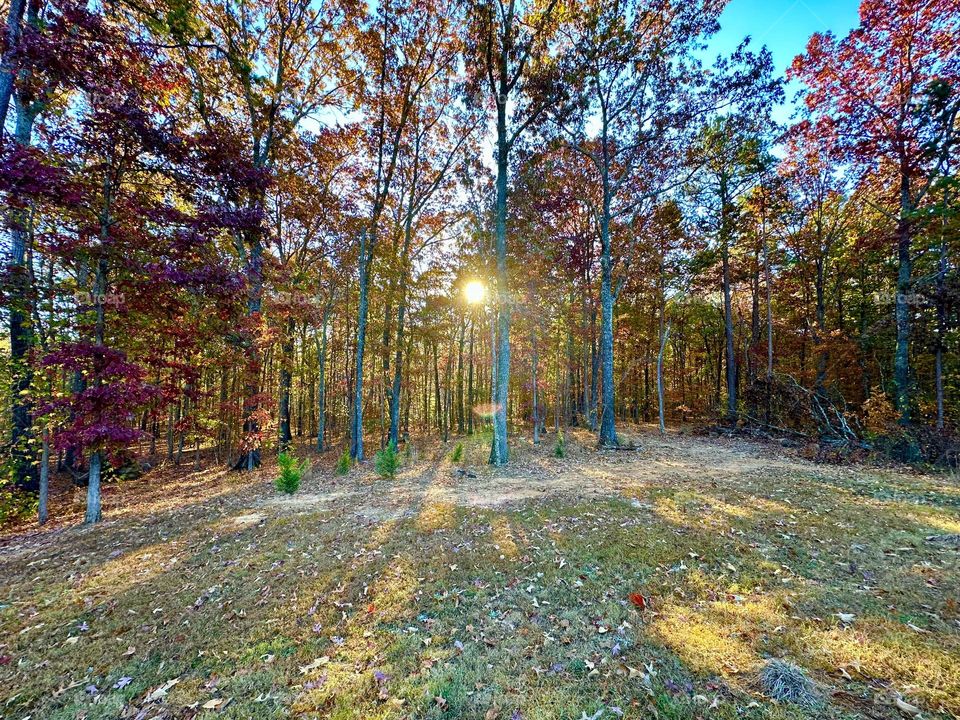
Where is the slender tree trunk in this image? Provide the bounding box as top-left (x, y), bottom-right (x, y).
top-left (85, 450), bottom-right (103, 525)
top-left (0, 0), bottom-right (26, 142)
top-left (658, 320), bottom-right (671, 435)
top-left (489, 101), bottom-right (510, 465)
top-left (814, 258), bottom-right (828, 396)
top-left (166, 403), bottom-right (174, 460)
top-left (433, 341), bottom-right (442, 432)
top-left (351, 229), bottom-right (373, 460)
top-left (388, 262), bottom-right (410, 446)
top-left (589, 310), bottom-right (599, 430)
top-left (456, 320), bottom-right (465, 434)
top-left (581, 285), bottom-right (591, 424)
top-left (176, 396), bottom-right (186, 465)
top-left (532, 329), bottom-right (540, 444)
top-left (388, 197), bottom-right (420, 447)
top-left (467, 317), bottom-right (475, 434)
top-left (278, 317), bottom-right (294, 450)
top-left (893, 174), bottom-right (913, 425)
top-left (402, 331), bottom-right (412, 438)
top-left (935, 222), bottom-right (948, 431)
top-left (721, 220), bottom-right (737, 424)
top-left (38, 427), bottom-right (49, 525)
top-left (85, 257), bottom-right (108, 525)
top-left (763, 225), bottom-right (773, 421)
top-left (238, 226), bottom-right (264, 470)
top-left (317, 304), bottom-right (331, 451)
top-left (598, 175), bottom-right (618, 447)
top-left (7, 92), bottom-right (40, 492)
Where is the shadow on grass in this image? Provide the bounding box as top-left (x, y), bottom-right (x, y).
top-left (2, 428), bottom-right (959, 719)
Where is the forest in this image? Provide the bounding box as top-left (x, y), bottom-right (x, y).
top-left (0, 0), bottom-right (958, 519)
top-left (0, 0), bottom-right (959, 718)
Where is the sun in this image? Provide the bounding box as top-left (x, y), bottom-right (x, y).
top-left (464, 280), bottom-right (486, 305)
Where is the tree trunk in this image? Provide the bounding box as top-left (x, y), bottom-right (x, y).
top-left (467, 317), bottom-right (475, 434)
top-left (763, 225), bottom-right (773, 421)
top-left (581, 285), bottom-right (591, 425)
top-left (351, 229), bottom-right (373, 460)
top-left (238, 228), bottom-right (264, 470)
top-left (532, 329), bottom-right (540, 444)
top-left (489, 100), bottom-right (510, 466)
top-left (317, 304), bottom-right (331, 451)
top-left (388, 179), bottom-right (419, 447)
top-left (433, 341), bottom-right (442, 432)
top-left (38, 428), bottom-right (49, 525)
top-left (893, 174), bottom-right (912, 425)
top-left (935, 213), bottom-right (948, 431)
top-left (456, 320), bottom-right (465, 434)
top-left (658, 320), bottom-right (671, 435)
top-left (0, 0), bottom-right (26, 142)
top-left (85, 257), bottom-right (108, 525)
top-left (278, 317), bottom-right (294, 451)
top-left (597, 175), bottom-right (618, 447)
top-left (589, 310), bottom-right (599, 430)
top-left (7, 91), bottom-right (40, 492)
top-left (721, 226), bottom-right (737, 424)
top-left (85, 450), bottom-right (103, 525)
top-left (814, 257), bottom-right (828, 396)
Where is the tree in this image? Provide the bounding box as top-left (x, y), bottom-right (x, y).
top-left (553, 0), bottom-right (726, 446)
top-left (2, 0), bottom-right (100, 492)
top-left (791, 0), bottom-right (960, 425)
top-left (466, 0), bottom-right (563, 465)
top-left (347, 0), bottom-right (459, 461)
top-left (686, 116), bottom-right (767, 422)
top-left (180, 0), bottom-right (351, 468)
top-left (779, 122), bottom-right (847, 396)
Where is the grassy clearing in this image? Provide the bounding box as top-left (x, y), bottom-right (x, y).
top-left (1, 428), bottom-right (958, 719)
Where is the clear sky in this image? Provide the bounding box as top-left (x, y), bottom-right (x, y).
top-left (705, 0), bottom-right (862, 123)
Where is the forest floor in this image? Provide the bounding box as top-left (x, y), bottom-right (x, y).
top-left (1, 426), bottom-right (959, 720)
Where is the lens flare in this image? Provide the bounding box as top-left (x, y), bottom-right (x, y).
top-left (464, 280), bottom-right (486, 304)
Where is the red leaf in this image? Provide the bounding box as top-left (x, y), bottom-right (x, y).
top-left (628, 592), bottom-right (650, 610)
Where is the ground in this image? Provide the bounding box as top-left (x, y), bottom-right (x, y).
top-left (1, 426), bottom-right (959, 720)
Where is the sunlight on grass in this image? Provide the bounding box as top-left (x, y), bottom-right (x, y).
top-left (902, 510), bottom-right (960, 534)
top-left (489, 515), bottom-right (520, 560)
top-left (5, 429), bottom-right (960, 720)
top-left (651, 495), bottom-right (687, 526)
top-left (415, 500), bottom-right (457, 532)
top-left (791, 619), bottom-right (960, 715)
top-left (651, 602), bottom-right (763, 677)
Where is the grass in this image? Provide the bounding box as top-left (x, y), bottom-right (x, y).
top-left (1, 428), bottom-right (958, 719)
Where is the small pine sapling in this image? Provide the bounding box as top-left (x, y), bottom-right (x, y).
top-left (450, 442), bottom-right (464, 462)
top-left (554, 431), bottom-right (566, 458)
top-left (335, 449), bottom-right (351, 475)
top-left (374, 441), bottom-right (400, 478)
top-left (275, 451), bottom-right (308, 494)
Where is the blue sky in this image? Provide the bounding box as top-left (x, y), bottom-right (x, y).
top-left (705, 0), bottom-right (862, 122)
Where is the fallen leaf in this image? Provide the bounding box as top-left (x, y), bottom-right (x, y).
top-left (299, 656), bottom-right (330, 674)
top-left (895, 697), bottom-right (921, 717)
top-left (144, 678), bottom-right (179, 703)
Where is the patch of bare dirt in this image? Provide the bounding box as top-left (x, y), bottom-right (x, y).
top-left (260, 425), bottom-right (881, 524)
